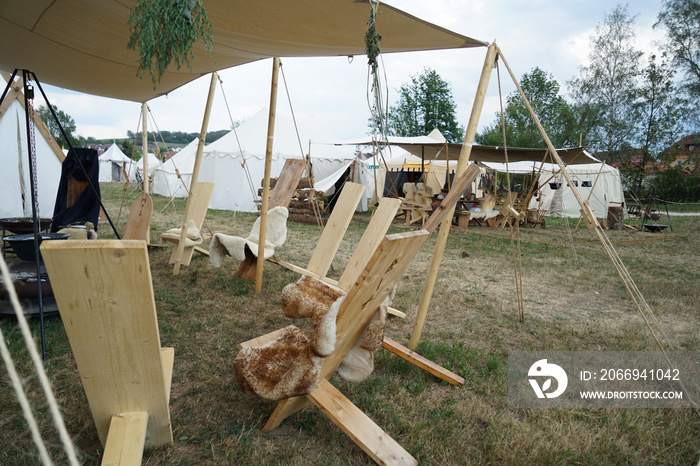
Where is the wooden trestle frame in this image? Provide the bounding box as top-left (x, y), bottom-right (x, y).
top-left (240, 164), bottom-right (480, 465)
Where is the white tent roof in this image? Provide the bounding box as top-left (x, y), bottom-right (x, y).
top-left (197, 108), bottom-right (366, 212)
top-left (101, 143), bottom-right (130, 162)
top-left (1, 1), bottom-right (486, 102)
top-left (0, 98), bottom-right (63, 218)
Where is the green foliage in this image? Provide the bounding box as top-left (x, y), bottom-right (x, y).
top-left (127, 0), bottom-right (213, 87)
top-left (477, 67), bottom-right (594, 148)
top-left (569, 5), bottom-right (642, 160)
top-left (125, 129), bottom-right (228, 145)
top-left (655, 0), bottom-right (700, 105)
top-left (620, 54), bottom-right (688, 193)
top-left (36, 104), bottom-right (83, 148)
top-left (387, 67), bottom-right (464, 142)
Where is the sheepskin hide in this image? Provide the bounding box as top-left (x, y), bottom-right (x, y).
top-left (161, 219), bottom-right (203, 246)
top-left (234, 276), bottom-right (343, 401)
top-left (235, 325), bottom-right (323, 401)
top-left (209, 206), bottom-right (288, 267)
top-left (58, 222), bottom-right (97, 240)
top-left (336, 284), bottom-right (395, 383)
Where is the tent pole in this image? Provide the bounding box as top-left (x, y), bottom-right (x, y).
top-left (255, 57), bottom-right (281, 294)
top-left (141, 103), bottom-right (149, 194)
top-left (172, 72), bottom-right (218, 275)
top-left (409, 43), bottom-right (497, 350)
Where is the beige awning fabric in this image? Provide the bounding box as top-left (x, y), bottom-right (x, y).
top-left (0, 0), bottom-right (487, 102)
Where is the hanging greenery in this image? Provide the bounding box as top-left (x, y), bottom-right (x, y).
top-left (365, 0), bottom-right (389, 147)
top-left (127, 0), bottom-right (213, 87)
top-left (364, 0), bottom-right (382, 76)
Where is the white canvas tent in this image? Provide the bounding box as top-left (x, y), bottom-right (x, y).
top-left (0, 93), bottom-right (64, 219)
top-left (152, 138), bottom-right (199, 198)
top-left (192, 108), bottom-right (370, 213)
top-left (98, 143), bottom-right (134, 182)
top-left (480, 159), bottom-right (625, 218)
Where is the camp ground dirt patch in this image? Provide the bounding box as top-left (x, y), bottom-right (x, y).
top-left (0, 183), bottom-right (698, 465)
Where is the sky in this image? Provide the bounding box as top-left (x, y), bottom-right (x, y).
top-left (40, 0), bottom-right (667, 144)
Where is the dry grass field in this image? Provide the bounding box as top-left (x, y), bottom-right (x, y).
top-left (1, 183), bottom-right (698, 465)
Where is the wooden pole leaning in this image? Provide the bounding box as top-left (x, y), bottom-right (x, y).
top-left (408, 43), bottom-right (498, 350)
top-left (172, 72), bottom-right (218, 275)
top-left (255, 57), bottom-right (281, 294)
top-left (141, 103), bottom-right (150, 243)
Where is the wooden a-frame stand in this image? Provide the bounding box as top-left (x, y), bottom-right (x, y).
top-left (41, 240), bottom-right (174, 465)
top-left (240, 164), bottom-right (480, 464)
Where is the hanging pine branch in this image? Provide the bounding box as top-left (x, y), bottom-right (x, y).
top-left (365, 0), bottom-right (389, 146)
top-left (127, 0), bottom-right (213, 87)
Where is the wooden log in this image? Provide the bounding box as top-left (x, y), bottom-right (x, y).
top-left (607, 206), bottom-right (624, 230)
top-left (287, 213), bottom-right (327, 225)
top-left (288, 199), bottom-right (325, 211)
top-left (268, 176), bottom-right (314, 189)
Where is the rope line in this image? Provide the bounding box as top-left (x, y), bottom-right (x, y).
top-left (0, 255), bottom-right (80, 465)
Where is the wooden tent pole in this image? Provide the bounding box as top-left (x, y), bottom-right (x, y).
top-left (141, 103), bottom-right (149, 194)
top-left (141, 103), bottom-right (150, 243)
top-left (172, 72), bottom-right (218, 275)
top-left (408, 43), bottom-right (497, 350)
top-left (255, 57), bottom-right (281, 294)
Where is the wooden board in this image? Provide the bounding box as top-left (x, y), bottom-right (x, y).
top-left (307, 379), bottom-right (417, 466)
top-left (337, 198), bottom-right (401, 291)
top-left (268, 159), bottom-right (306, 208)
top-left (166, 182), bottom-right (214, 266)
top-left (102, 412), bottom-right (149, 466)
top-left (41, 240), bottom-right (173, 448)
top-left (382, 337), bottom-right (464, 386)
top-left (306, 182), bottom-right (365, 278)
top-left (123, 192), bottom-right (153, 241)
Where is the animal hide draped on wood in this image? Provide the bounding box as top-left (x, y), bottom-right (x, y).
top-left (209, 206), bottom-right (288, 267)
top-left (234, 276), bottom-right (343, 401)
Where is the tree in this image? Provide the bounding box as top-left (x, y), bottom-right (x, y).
top-left (36, 104), bottom-right (82, 149)
top-left (387, 68), bottom-right (464, 142)
top-left (569, 4), bottom-right (642, 162)
top-left (476, 67), bottom-right (594, 148)
top-left (622, 54), bottom-right (688, 194)
top-left (655, 0), bottom-right (700, 103)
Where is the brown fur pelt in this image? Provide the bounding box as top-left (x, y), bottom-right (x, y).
top-left (235, 326), bottom-right (323, 401)
top-left (234, 276), bottom-right (344, 401)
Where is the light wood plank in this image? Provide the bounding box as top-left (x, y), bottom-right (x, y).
top-left (123, 193), bottom-right (152, 241)
top-left (386, 307), bottom-right (406, 319)
top-left (307, 379), bottom-right (417, 466)
top-left (238, 328), bottom-right (287, 350)
top-left (337, 198), bottom-right (401, 291)
top-left (102, 412), bottom-right (149, 466)
top-left (306, 182), bottom-right (365, 278)
top-left (161, 348), bottom-right (174, 404)
top-left (269, 159), bottom-right (307, 208)
top-left (41, 240), bottom-right (173, 448)
top-left (382, 337), bottom-right (464, 386)
top-left (166, 182), bottom-right (214, 266)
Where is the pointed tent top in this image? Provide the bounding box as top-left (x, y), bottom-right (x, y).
top-left (426, 128), bottom-right (446, 142)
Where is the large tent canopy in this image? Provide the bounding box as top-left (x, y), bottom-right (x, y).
top-left (0, 0), bottom-right (487, 102)
top-left (342, 131), bottom-right (599, 165)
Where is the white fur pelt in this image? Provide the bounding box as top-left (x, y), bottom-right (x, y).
top-left (336, 284), bottom-right (396, 383)
top-left (234, 276), bottom-right (343, 401)
top-left (161, 219), bottom-right (203, 246)
top-left (209, 206), bottom-right (288, 267)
